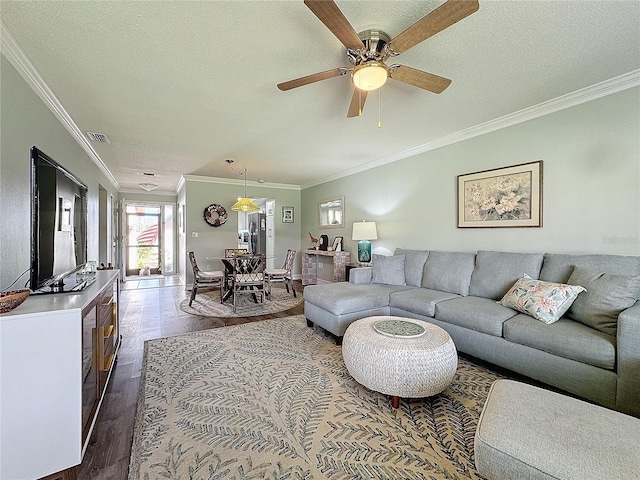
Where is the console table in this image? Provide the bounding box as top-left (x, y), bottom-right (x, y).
top-left (302, 249), bottom-right (351, 285)
top-left (0, 270), bottom-right (120, 480)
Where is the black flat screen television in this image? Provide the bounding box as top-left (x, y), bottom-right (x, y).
top-left (30, 146), bottom-right (90, 293)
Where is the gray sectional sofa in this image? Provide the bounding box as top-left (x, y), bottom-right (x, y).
top-left (304, 249), bottom-right (640, 417)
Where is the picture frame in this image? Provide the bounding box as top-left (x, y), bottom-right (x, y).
top-left (332, 236), bottom-right (343, 251)
top-left (457, 161), bottom-right (543, 228)
top-left (282, 206), bottom-right (294, 223)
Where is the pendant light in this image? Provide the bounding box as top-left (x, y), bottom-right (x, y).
top-left (226, 159), bottom-right (260, 213)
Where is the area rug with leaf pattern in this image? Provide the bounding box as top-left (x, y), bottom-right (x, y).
top-left (129, 315), bottom-right (508, 479)
top-left (179, 286), bottom-right (303, 318)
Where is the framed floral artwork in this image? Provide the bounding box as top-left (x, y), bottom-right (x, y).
top-left (457, 161), bottom-right (543, 228)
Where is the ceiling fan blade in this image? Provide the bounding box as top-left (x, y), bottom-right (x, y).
top-left (390, 0), bottom-right (479, 54)
top-left (390, 65), bottom-right (452, 93)
top-left (347, 88), bottom-right (368, 117)
top-left (277, 68), bottom-right (346, 91)
top-left (304, 0), bottom-right (364, 51)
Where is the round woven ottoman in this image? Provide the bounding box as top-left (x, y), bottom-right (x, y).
top-left (342, 316), bottom-right (458, 408)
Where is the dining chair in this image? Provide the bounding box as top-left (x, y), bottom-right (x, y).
top-left (188, 251), bottom-right (224, 306)
top-left (222, 248), bottom-right (248, 294)
top-left (230, 254), bottom-right (265, 313)
top-left (265, 249), bottom-right (297, 298)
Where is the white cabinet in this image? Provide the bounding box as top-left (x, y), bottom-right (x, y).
top-left (0, 270), bottom-right (120, 480)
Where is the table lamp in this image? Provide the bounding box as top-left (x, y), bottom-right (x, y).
top-left (352, 221), bottom-right (378, 263)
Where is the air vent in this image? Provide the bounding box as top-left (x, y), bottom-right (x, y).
top-left (86, 131), bottom-right (111, 144)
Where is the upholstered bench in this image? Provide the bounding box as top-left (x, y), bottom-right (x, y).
top-left (474, 379), bottom-right (640, 480)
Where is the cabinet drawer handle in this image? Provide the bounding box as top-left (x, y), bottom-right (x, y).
top-left (103, 354), bottom-right (115, 371)
top-left (103, 325), bottom-right (114, 339)
top-left (101, 296), bottom-right (113, 306)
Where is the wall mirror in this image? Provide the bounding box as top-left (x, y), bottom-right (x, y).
top-left (319, 196), bottom-right (344, 229)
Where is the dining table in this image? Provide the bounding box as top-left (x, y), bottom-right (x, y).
top-left (206, 253), bottom-right (276, 303)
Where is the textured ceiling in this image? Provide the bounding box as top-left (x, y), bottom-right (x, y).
top-left (1, 0), bottom-right (639, 193)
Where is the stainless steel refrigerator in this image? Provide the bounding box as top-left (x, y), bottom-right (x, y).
top-left (248, 213), bottom-right (266, 255)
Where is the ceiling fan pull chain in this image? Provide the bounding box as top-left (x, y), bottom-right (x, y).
top-left (359, 88), bottom-right (363, 116)
top-left (378, 89), bottom-right (382, 128)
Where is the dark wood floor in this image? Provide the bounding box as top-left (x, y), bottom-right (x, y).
top-left (78, 280), bottom-right (305, 479)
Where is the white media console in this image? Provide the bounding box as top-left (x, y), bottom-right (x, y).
top-left (0, 270), bottom-right (120, 479)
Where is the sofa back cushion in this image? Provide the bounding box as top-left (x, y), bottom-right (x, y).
top-left (422, 251), bottom-right (476, 296)
top-left (372, 254), bottom-right (406, 286)
top-left (540, 253), bottom-right (640, 283)
top-left (469, 250), bottom-right (544, 300)
top-left (566, 266), bottom-right (640, 336)
top-left (394, 248), bottom-right (429, 287)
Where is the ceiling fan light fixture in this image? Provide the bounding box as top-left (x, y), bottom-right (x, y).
top-left (352, 62), bottom-right (388, 91)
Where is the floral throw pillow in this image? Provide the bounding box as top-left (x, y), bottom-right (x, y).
top-left (498, 274), bottom-right (586, 324)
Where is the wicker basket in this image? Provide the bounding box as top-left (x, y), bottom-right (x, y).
top-left (0, 289), bottom-right (30, 313)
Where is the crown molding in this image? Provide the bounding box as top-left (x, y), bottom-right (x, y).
top-left (182, 174), bottom-right (300, 190)
top-left (1, 20), bottom-right (120, 190)
top-left (302, 69), bottom-right (640, 189)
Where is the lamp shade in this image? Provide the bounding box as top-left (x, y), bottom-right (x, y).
top-left (231, 197), bottom-right (260, 212)
top-left (352, 221), bottom-right (378, 241)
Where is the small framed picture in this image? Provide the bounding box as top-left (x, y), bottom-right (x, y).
top-left (282, 206), bottom-right (294, 223)
top-left (332, 236), bottom-right (343, 251)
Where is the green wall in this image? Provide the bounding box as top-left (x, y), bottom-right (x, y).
top-left (1, 55), bottom-right (119, 289)
top-left (302, 87), bottom-right (640, 260)
top-left (179, 176), bottom-right (301, 284)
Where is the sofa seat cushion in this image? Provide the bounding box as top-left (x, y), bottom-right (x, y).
top-left (435, 296), bottom-right (518, 337)
top-left (469, 250), bottom-right (544, 300)
top-left (303, 282), bottom-right (411, 316)
top-left (389, 288), bottom-right (460, 318)
top-left (503, 315), bottom-right (616, 370)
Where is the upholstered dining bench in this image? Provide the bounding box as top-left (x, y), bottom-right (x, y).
top-left (474, 380), bottom-right (640, 480)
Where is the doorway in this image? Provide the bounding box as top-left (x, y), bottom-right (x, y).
top-left (123, 202), bottom-right (175, 277)
top-left (237, 198), bottom-right (275, 269)
top-left (125, 204), bottom-right (161, 276)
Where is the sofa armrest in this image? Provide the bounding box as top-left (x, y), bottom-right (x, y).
top-left (616, 300), bottom-right (640, 416)
top-left (350, 267), bottom-right (372, 284)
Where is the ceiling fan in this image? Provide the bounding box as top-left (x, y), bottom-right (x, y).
top-left (277, 0), bottom-right (479, 117)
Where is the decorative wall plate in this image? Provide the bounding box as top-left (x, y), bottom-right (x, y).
top-left (204, 204), bottom-right (228, 227)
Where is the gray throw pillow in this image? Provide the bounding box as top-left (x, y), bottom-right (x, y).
top-left (567, 267), bottom-right (640, 336)
top-left (372, 254), bottom-right (406, 286)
